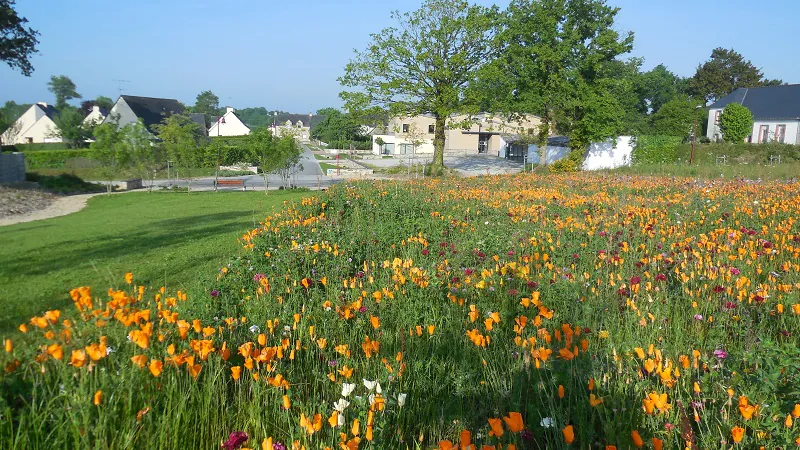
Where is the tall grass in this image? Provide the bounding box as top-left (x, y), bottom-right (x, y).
top-left (1, 174), bottom-right (799, 449)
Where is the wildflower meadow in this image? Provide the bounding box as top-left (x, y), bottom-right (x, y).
top-left (2, 174), bottom-right (800, 449)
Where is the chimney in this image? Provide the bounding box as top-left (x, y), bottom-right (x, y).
top-left (226, 107), bottom-right (234, 114)
top-left (37, 101), bottom-right (48, 108)
top-left (92, 105), bottom-right (100, 113)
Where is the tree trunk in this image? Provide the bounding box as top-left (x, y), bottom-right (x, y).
top-left (432, 115), bottom-right (446, 167)
top-left (538, 116), bottom-right (550, 166)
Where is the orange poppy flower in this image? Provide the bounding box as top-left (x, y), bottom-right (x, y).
top-left (558, 385), bottom-right (565, 399)
top-left (589, 394), bottom-right (603, 407)
top-left (282, 394), bottom-right (291, 409)
top-left (631, 430), bottom-right (643, 448)
top-left (652, 438), bottom-right (663, 450)
top-left (351, 419), bottom-right (360, 436)
top-left (70, 349), bottom-right (87, 367)
top-left (124, 272), bottom-right (133, 284)
top-left (459, 430), bottom-right (472, 448)
top-left (4, 339), bottom-right (12, 353)
top-left (148, 359), bottom-right (163, 377)
top-left (562, 425), bottom-right (575, 444)
top-left (188, 363), bottom-right (201, 378)
top-left (438, 440), bottom-right (456, 450)
top-left (792, 403), bottom-right (800, 418)
top-left (731, 426), bottom-right (745, 443)
top-left (487, 418), bottom-right (503, 437)
top-left (129, 330), bottom-right (150, 350)
top-left (47, 343), bottom-right (64, 360)
top-left (231, 366), bottom-right (241, 381)
top-left (427, 325), bottom-right (436, 335)
top-left (131, 354), bottom-right (147, 368)
top-left (93, 390), bottom-right (102, 406)
top-left (328, 411), bottom-right (339, 428)
top-left (503, 412), bottom-right (524, 432)
top-left (370, 316), bottom-right (380, 329)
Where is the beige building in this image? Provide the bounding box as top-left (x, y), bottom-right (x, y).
top-left (371, 113), bottom-right (542, 156)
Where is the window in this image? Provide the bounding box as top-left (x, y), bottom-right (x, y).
top-left (428, 124), bottom-right (435, 134)
top-left (402, 124), bottom-right (409, 133)
top-left (398, 144), bottom-right (414, 155)
top-left (758, 125), bottom-right (770, 143)
top-left (26, 137), bottom-right (33, 144)
top-left (382, 143), bottom-right (395, 155)
top-left (775, 124), bottom-right (786, 144)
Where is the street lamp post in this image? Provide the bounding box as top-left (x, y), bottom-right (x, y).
top-left (690, 105), bottom-right (702, 165)
top-left (214, 115), bottom-right (225, 191)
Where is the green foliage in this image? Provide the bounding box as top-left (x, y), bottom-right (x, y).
top-left (2, 142), bottom-right (72, 152)
top-left (689, 48), bottom-right (783, 103)
top-left (95, 96), bottom-right (114, 111)
top-left (51, 106), bottom-right (91, 148)
top-left (548, 149), bottom-right (583, 173)
top-left (193, 90), bottom-right (222, 127)
top-left (91, 119), bottom-right (130, 192)
top-left (0, 0), bottom-right (39, 76)
top-left (47, 75), bottom-right (81, 109)
top-left (634, 64), bottom-right (689, 114)
top-left (481, 0), bottom-right (633, 164)
top-left (153, 114), bottom-right (203, 188)
top-left (340, 0), bottom-right (500, 167)
top-left (631, 135), bottom-right (683, 164)
top-left (674, 142), bottom-right (800, 165)
top-left (310, 107), bottom-right (368, 147)
top-left (719, 103), bottom-right (754, 143)
top-left (123, 120), bottom-right (161, 191)
top-left (22, 148), bottom-right (97, 169)
top-left (31, 173), bottom-right (105, 194)
top-left (650, 97), bottom-right (704, 137)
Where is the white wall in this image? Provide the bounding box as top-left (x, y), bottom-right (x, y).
top-left (582, 136), bottom-right (634, 170)
top-left (372, 134), bottom-right (435, 155)
top-left (750, 120), bottom-right (799, 144)
top-left (707, 108), bottom-right (723, 141)
top-left (209, 110), bottom-right (250, 137)
top-left (527, 144), bottom-right (570, 165)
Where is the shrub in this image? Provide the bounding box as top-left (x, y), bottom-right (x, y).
top-left (24, 149), bottom-right (99, 169)
top-left (719, 103), bottom-right (754, 143)
top-left (549, 149), bottom-right (583, 173)
top-left (35, 173), bottom-right (105, 194)
top-left (631, 135), bottom-right (683, 164)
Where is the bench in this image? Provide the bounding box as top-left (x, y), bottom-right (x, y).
top-left (214, 178), bottom-right (246, 191)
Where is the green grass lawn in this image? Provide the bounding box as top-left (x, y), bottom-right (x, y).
top-left (0, 190), bottom-right (308, 334)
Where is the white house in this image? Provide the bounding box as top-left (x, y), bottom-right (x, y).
top-left (707, 84), bottom-right (800, 144)
top-left (208, 107), bottom-right (250, 137)
top-left (371, 113), bottom-right (542, 156)
top-left (103, 95), bottom-right (207, 137)
top-left (82, 105), bottom-right (107, 128)
top-left (1, 102), bottom-right (64, 145)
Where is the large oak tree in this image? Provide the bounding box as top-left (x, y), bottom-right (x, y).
top-left (339, 0), bottom-right (500, 169)
top-left (478, 0), bottom-right (633, 164)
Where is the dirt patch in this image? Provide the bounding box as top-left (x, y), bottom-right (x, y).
top-left (0, 185), bottom-right (58, 218)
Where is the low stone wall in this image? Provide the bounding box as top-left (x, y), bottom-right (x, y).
top-left (0, 153), bottom-right (25, 184)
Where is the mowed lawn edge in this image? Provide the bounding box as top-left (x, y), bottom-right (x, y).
top-left (0, 190), bottom-right (309, 334)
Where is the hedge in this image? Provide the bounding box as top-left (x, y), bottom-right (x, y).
top-left (674, 142), bottom-right (800, 165)
top-left (1, 142), bottom-right (76, 152)
top-left (24, 149), bottom-right (99, 169)
top-left (631, 135), bottom-right (683, 165)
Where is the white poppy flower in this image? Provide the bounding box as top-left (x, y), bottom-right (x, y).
top-left (397, 393), bottom-right (407, 407)
top-left (540, 417), bottom-right (554, 428)
top-left (341, 383), bottom-right (356, 397)
top-left (249, 325), bottom-right (260, 333)
top-left (333, 398), bottom-right (350, 412)
top-left (363, 379), bottom-right (382, 393)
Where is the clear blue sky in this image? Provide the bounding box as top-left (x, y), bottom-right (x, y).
top-left (2, 0), bottom-right (798, 113)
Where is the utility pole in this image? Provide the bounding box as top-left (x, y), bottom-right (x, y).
top-left (690, 105), bottom-right (702, 165)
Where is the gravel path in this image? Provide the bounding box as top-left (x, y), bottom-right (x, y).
top-left (0, 186), bottom-right (58, 218)
top-left (0, 192), bottom-right (102, 227)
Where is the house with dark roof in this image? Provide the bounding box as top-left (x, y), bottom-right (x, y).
top-left (0, 102), bottom-right (64, 145)
top-left (103, 95), bottom-right (207, 137)
top-left (707, 84), bottom-right (800, 144)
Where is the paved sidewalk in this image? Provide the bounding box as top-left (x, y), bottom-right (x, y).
top-left (0, 192), bottom-right (104, 227)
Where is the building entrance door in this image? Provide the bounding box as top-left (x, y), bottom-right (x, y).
top-left (478, 134), bottom-right (490, 153)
